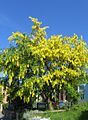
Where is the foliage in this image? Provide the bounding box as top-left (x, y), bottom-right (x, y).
top-left (0, 85), bottom-right (3, 103)
top-left (71, 101), bottom-right (88, 111)
top-left (0, 17), bottom-right (88, 106)
top-left (65, 84), bottom-right (80, 103)
top-left (3, 103), bottom-right (9, 111)
top-left (0, 92), bottom-right (3, 103)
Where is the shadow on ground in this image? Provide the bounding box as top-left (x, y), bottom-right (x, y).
top-left (0, 117), bottom-right (5, 120)
top-left (0, 116), bottom-right (6, 120)
top-left (79, 111), bottom-right (88, 120)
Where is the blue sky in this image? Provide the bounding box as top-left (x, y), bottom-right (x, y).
top-left (0, 0), bottom-right (88, 49)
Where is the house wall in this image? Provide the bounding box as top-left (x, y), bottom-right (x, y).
top-left (78, 84), bottom-right (88, 101)
top-left (84, 84), bottom-right (88, 101)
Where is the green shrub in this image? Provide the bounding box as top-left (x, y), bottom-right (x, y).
top-left (3, 103), bottom-right (9, 110)
top-left (71, 102), bottom-right (88, 111)
top-left (0, 92), bottom-right (3, 103)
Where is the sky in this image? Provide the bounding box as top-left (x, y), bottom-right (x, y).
top-left (0, 0), bottom-right (88, 49)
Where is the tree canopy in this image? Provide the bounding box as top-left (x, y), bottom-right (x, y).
top-left (0, 17), bottom-right (88, 105)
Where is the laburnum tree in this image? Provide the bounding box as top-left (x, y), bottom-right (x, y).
top-left (1, 17), bottom-right (88, 109)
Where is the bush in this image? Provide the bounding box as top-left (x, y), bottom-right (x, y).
top-left (3, 103), bottom-right (9, 110)
top-left (0, 92), bottom-right (3, 103)
top-left (71, 102), bottom-right (88, 111)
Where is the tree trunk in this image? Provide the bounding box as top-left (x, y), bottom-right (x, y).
top-left (48, 98), bottom-right (54, 110)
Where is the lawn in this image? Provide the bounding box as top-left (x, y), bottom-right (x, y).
top-left (39, 110), bottom-right (88, 120)
top-left (21, 102), bottom-right (88, 120)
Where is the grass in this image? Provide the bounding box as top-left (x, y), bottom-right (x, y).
top-left (21, 102), bottom-right (88, 120)
top-left (38, 110), bottom-right (88, 120)
top-left (40, 102), bottom-right (88, 120)
top-left (21, 110), bottom-right (88, 120)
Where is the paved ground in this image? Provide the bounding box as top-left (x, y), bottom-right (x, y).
top-left (0, 112), bottom-right (4, 120)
